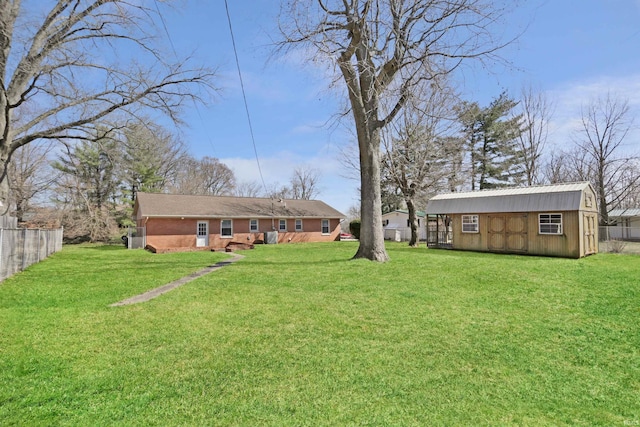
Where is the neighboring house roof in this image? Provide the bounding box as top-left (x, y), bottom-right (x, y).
top-left (382, 209), bottom-right (426, 218)
top-left (425, 182), bottom-right (595, 214)
top-left (608, 208), bottom-right (640, 218)
top-left (134, 192), bottom-right (346, 219)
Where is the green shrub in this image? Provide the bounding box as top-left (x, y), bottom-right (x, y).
top-left (349, 219), bottom-right (361, 239)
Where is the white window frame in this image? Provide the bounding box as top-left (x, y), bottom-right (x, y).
top-left (279, 219), bottom-right (287, 232)
top-left (462, 215), bottom-right (479, 233)
top-left (295, 219), bottom-right (303, 231)
top-left (321, 219), bottom-right (330, 235)
top-left (250, 219), bottom-right (259, 232)
top-left (221, 219), bottom-right (233, 238)
top-left (197, 221), bottom-right (208, 236)
top-left (539, 213), bottom-right (563, 235)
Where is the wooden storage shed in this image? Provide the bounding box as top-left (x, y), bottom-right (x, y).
top-left (425, 182), bottom-right (599, 258)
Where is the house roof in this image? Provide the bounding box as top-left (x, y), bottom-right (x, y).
top-left (382, 209), bottom-right (426, 218)
top-left (425, 182), bottom-right (594, 214)
top-left (608, 208), bottom-right (640, 218)
top-left (134, 192), bottom-right (345, 219)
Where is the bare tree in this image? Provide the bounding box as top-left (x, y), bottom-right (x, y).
top-left (575, 93), bottom-right (639, 225)
top-left (290, 166), bottom-right (321, 200)
top-left (0, 1), bottom-right (215, 214)
top-left (234, 180), bottom-right (264, 198)
top-left (382, 83), bottom-right (458, 246)
top-left (170, 156), bottom-right (236, 196)
top-left (279, 0), bottom-right (515, 261)
top-left (517, 85), bottom-right (554, 186)
top-left (8, 142), bottom-right (57, 222)
top-left (543, 150), bottom-right (572, 184)
top-left (543, 144), bottom-right (602, 189)
top-left (263, 182), bottom-right (293, 200)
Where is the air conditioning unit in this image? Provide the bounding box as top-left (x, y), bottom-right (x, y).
top-left (264, 231), bottom-right (278, 244)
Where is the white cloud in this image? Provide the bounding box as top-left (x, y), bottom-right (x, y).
top-left (222, 149), bottom-right (346, 186)
top-left (545, 74), bottom-right (640, 151)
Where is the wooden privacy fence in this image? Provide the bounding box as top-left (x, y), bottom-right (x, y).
top-left (0, 215), bottom-right (17, 229)
top-left (0, 227), bottom-right (64, 282)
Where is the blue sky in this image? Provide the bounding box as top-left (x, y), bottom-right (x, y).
top-left (159, 0), bottom-right (640, 214)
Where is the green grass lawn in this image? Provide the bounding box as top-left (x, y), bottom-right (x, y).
top-left (1, 243), bottom-right (639, 426)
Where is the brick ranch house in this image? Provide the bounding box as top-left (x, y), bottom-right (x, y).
top-left (133, 192), bottom-right (345, 252)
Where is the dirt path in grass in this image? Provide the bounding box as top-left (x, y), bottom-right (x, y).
top-left (110, 252), bottom-right (244, 307)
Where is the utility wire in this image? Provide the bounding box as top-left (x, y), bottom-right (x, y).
top-left (154, 1), bottom-right (178, 57)
top-left (224, 0), bottom-right (268, 194)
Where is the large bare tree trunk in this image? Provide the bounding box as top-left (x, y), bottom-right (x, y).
top-left (355, 127), bottom-right (388, 261)
top-left (0, 147), bottom-right (10, 215)
top-left (406, 198), bottom-right (419, 247)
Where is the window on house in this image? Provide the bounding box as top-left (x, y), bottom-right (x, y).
top-left (539, 214), bottom-right (562, 235)
top-left (250, 219), bottom-right (258, 232)
top-left (321, 219), bottom-right (330, 235)
top-left (197, 222), bottom-right (208, 237)
top-left (295, 219), bottom-right (303, 231)
top-left (221, 219), bottom-right (233, 238)
top-left (382, 220), bottom-right (389, 227)
top-left (279, 219), bottom-right (287, 231)
top-left (462, 215), bottom-right (479, 233)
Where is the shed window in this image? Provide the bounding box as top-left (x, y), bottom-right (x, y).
top-left (279, 219), bottom-right (287, 231)
top-left (321, 219), bottom-right (330, 235)
top-left (250, 219), bottom-right (259, 232)
top-left (539, 214), bottom-right (562, 235)
top-left (221, 219), bottom-right (233, 238)
top-left (295, 219), bottom-right (303, 231)
top-left (462, 215), bottom-right (479, 233)
top-left (585, 194), bottom-right (593, 208)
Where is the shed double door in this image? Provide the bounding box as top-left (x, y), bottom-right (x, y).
top-left (488, 214), bottom-right (528, 253)
top-left (583, 213), bottom-right (597, 255)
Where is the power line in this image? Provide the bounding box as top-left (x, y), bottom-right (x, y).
top-left (223, 0), bottom-right (268, 194)
top-left (154, 1), bottom-right (178, 57)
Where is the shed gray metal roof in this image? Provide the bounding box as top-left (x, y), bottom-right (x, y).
top-left (425, 182), bottom-right (594, 214)
top-left (134, 192), bottom-right (345, 219)
top-left (608, 208), bottom-right (640, 218)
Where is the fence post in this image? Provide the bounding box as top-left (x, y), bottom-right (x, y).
top-left (21, 228), bottom-right (26, 271)
top-left (37, 229), bottom-right (41, 263)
